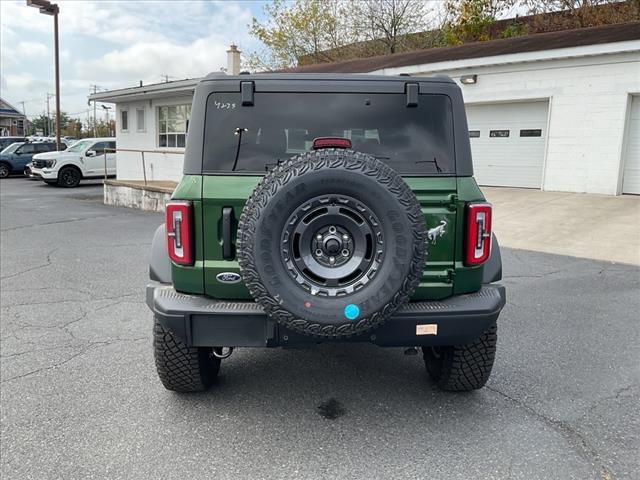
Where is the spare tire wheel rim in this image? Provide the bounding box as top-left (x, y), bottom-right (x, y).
top-left (282, 195), bottom-right (384, 297)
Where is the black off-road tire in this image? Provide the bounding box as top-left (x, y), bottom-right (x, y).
top-left (58, 166), bottom-right (81, 188)
top-left (0, 162), bottom-right (11, 178)
top-left (237, 148), bottom-right (426, 339)
top-left (423, 324), bottom-right (497, 391)
top-left (153, 318), bottom-right (220, 392)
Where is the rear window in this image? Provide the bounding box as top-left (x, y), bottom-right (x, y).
top-left (203, 92), bottom-right (455, 175)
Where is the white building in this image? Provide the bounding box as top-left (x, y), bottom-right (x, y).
top-left (90, 25), bottom-right (640, 195)
top-left (88, 45), bottom-right (242, 182)
top-left (90, 78), bottom-right (199, 181)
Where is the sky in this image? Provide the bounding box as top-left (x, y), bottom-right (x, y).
top-left (0, 0), bottom-right (269, 124)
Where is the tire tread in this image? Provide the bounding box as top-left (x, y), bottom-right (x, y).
top-left (153, 318), bottom-right (219, 392)
top-left (424, 324), bottom-right (497, 391)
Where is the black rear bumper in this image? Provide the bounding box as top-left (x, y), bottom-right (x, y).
top-left (146, 282), bottom-right (506, 347)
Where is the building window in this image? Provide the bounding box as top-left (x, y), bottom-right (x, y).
top-left (158, 104), bottom-right (191, 148)
top-left (469, 130), bottom-right (480, 138)
top-left (520, 129), bottom-right (542, 137)
top-left (121, 109), bottom-right (128, 132)
top-left (136, 108), bottom-right (145, 132)
top-left (489, 130), bottom-right (509, 138)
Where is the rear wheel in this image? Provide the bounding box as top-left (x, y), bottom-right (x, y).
top-left (153, 318), bottom-right (221, 392)
top-left (0, 162), bottom-right (10, 178)
top-left (58, 166), bottom-right (81, 188)
top-left (423, 324), bottom-right (497, 391)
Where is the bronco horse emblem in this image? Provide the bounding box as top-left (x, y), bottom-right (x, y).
top-left (427, 220), bottom-right (447, 245)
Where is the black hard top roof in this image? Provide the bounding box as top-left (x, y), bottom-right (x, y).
top-left (202, 72), bottom-right (455, 84)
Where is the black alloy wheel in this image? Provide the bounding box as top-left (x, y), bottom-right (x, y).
top-left (282, 195), bottom-right (384, 297)
top-left (58, 166), bottom-right (81, 188)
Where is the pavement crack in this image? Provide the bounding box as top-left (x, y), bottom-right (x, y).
top-left (0, 248), bottom-right (58, 280)
top-left (614, 383), bottom-right (636, 399)
top-left (486, 385), bottom-right (605, 476)
top-left (0, 337), bottom-right (147, 383)
top-left (1, 293), bottom-right (140, 310)
top-left (0, 213), bottom-right (131, 233)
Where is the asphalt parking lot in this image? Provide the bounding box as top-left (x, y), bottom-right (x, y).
top-left (1, 179), bottom-right (638, 480)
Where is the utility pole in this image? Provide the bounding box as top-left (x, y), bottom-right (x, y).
top-left (19, 101), bottom-right (27, 135)
top-left (53, 3), bottom-right (61, 149)
top-left (46, 93), bottom-right (55, 136)
top-left (27, 1), bottom-right (61, 149)
top-left (90, 85), bottom-right (99, 137)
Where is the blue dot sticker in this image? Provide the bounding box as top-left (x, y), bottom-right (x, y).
top-left (344, 304), bottom-right (360, 320)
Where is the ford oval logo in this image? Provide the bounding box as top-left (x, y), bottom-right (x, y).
top-left (216, 272), bottom-right (242, 284)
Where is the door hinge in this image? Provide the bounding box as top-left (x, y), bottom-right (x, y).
top-left (447, 194), bottom-right (458, 211)
top-left (431, 269), bottom-right (455, 283)
top-left (446, 268), bottom-right (456, 283)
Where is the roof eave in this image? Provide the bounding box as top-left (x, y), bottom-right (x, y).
top-left (88, 79), bottom-right (201, 104)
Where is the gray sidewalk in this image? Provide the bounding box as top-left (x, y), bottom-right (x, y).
top-left (482, 187), bottom-right (640, 266)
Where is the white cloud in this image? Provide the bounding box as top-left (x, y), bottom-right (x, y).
top-left (0, 0), bottom-right (259, 122)
top-left (16, 41), bottom-right (49, 57)
top-left (0, 0), bottom-right (226, 46)
top-left (3, 72), bottom-right (47, 90)
top-left (74, 2), bottom-right (255, 86)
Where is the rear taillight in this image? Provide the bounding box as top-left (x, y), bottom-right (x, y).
top-left (166, 200), bottom-right (194, 266)
top-left (465, 203), bottom-right (492, 266)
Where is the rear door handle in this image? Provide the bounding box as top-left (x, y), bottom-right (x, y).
top-left (222, 207), bottom-right (234, 260)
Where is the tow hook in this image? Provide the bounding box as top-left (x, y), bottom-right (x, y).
top-left (404, 347), bottom-right (419, 356)
top-left (212, 347), bottom-right (234, 359)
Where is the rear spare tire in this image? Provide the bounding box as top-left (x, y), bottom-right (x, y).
top-left (237, 148), bottom-right (426, 338)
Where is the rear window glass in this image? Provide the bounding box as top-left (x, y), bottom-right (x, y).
top-left (203, 92), bottom-right (455, 175)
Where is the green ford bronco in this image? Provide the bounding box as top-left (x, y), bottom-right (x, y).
top-left (146, 73), bottom-right (505, 393)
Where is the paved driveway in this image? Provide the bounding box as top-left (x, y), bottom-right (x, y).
top-left (483, 187), bottom-right (640, 266)
top-left (1, 179), bottom-right (639, 480)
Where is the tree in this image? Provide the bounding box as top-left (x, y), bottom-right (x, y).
top-left (442, 0), bottom-right (517, 44)
top-left (348, 0), bottom-right (433, 54)
top-left (523, 0), bottom-right (639, 28)
top-left (30, 111), bottom-right (73, 136)
top-left (63, 119), bottom-right (83, 138)
top-left (248, 0), bottom-right (346, 70)
top-left (248, 0), bottom-right (435, 70)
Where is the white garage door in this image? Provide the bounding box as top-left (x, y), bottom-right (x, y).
top-left (466, 101), bottom-right (549, 188)
top-left (622, 96), bottom-right (640, 195)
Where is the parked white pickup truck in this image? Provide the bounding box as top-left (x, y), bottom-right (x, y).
top-left (31, 137), bottom-right (116, 187)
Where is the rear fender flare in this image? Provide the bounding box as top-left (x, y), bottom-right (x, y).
top-left (150, 224), bottom-right (171, 283)
top-left (482, 233), bottom-right (502, 284)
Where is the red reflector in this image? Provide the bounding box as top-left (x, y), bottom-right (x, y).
top-left (312, 137), bottom-right (352, 150)
top-left (165, 200), bottom-right (194, 266)
top-left (465, 203), bottom-right (492, 266)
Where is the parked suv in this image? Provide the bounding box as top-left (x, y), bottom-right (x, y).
top-left (0, 136), bottom-right (26, 151)
top-left (31, 137), bottom-right (116, 187)
top-left (0, 141), bottom-right (63, 178)
top-left (146, 73), bottom-right (505, 393)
